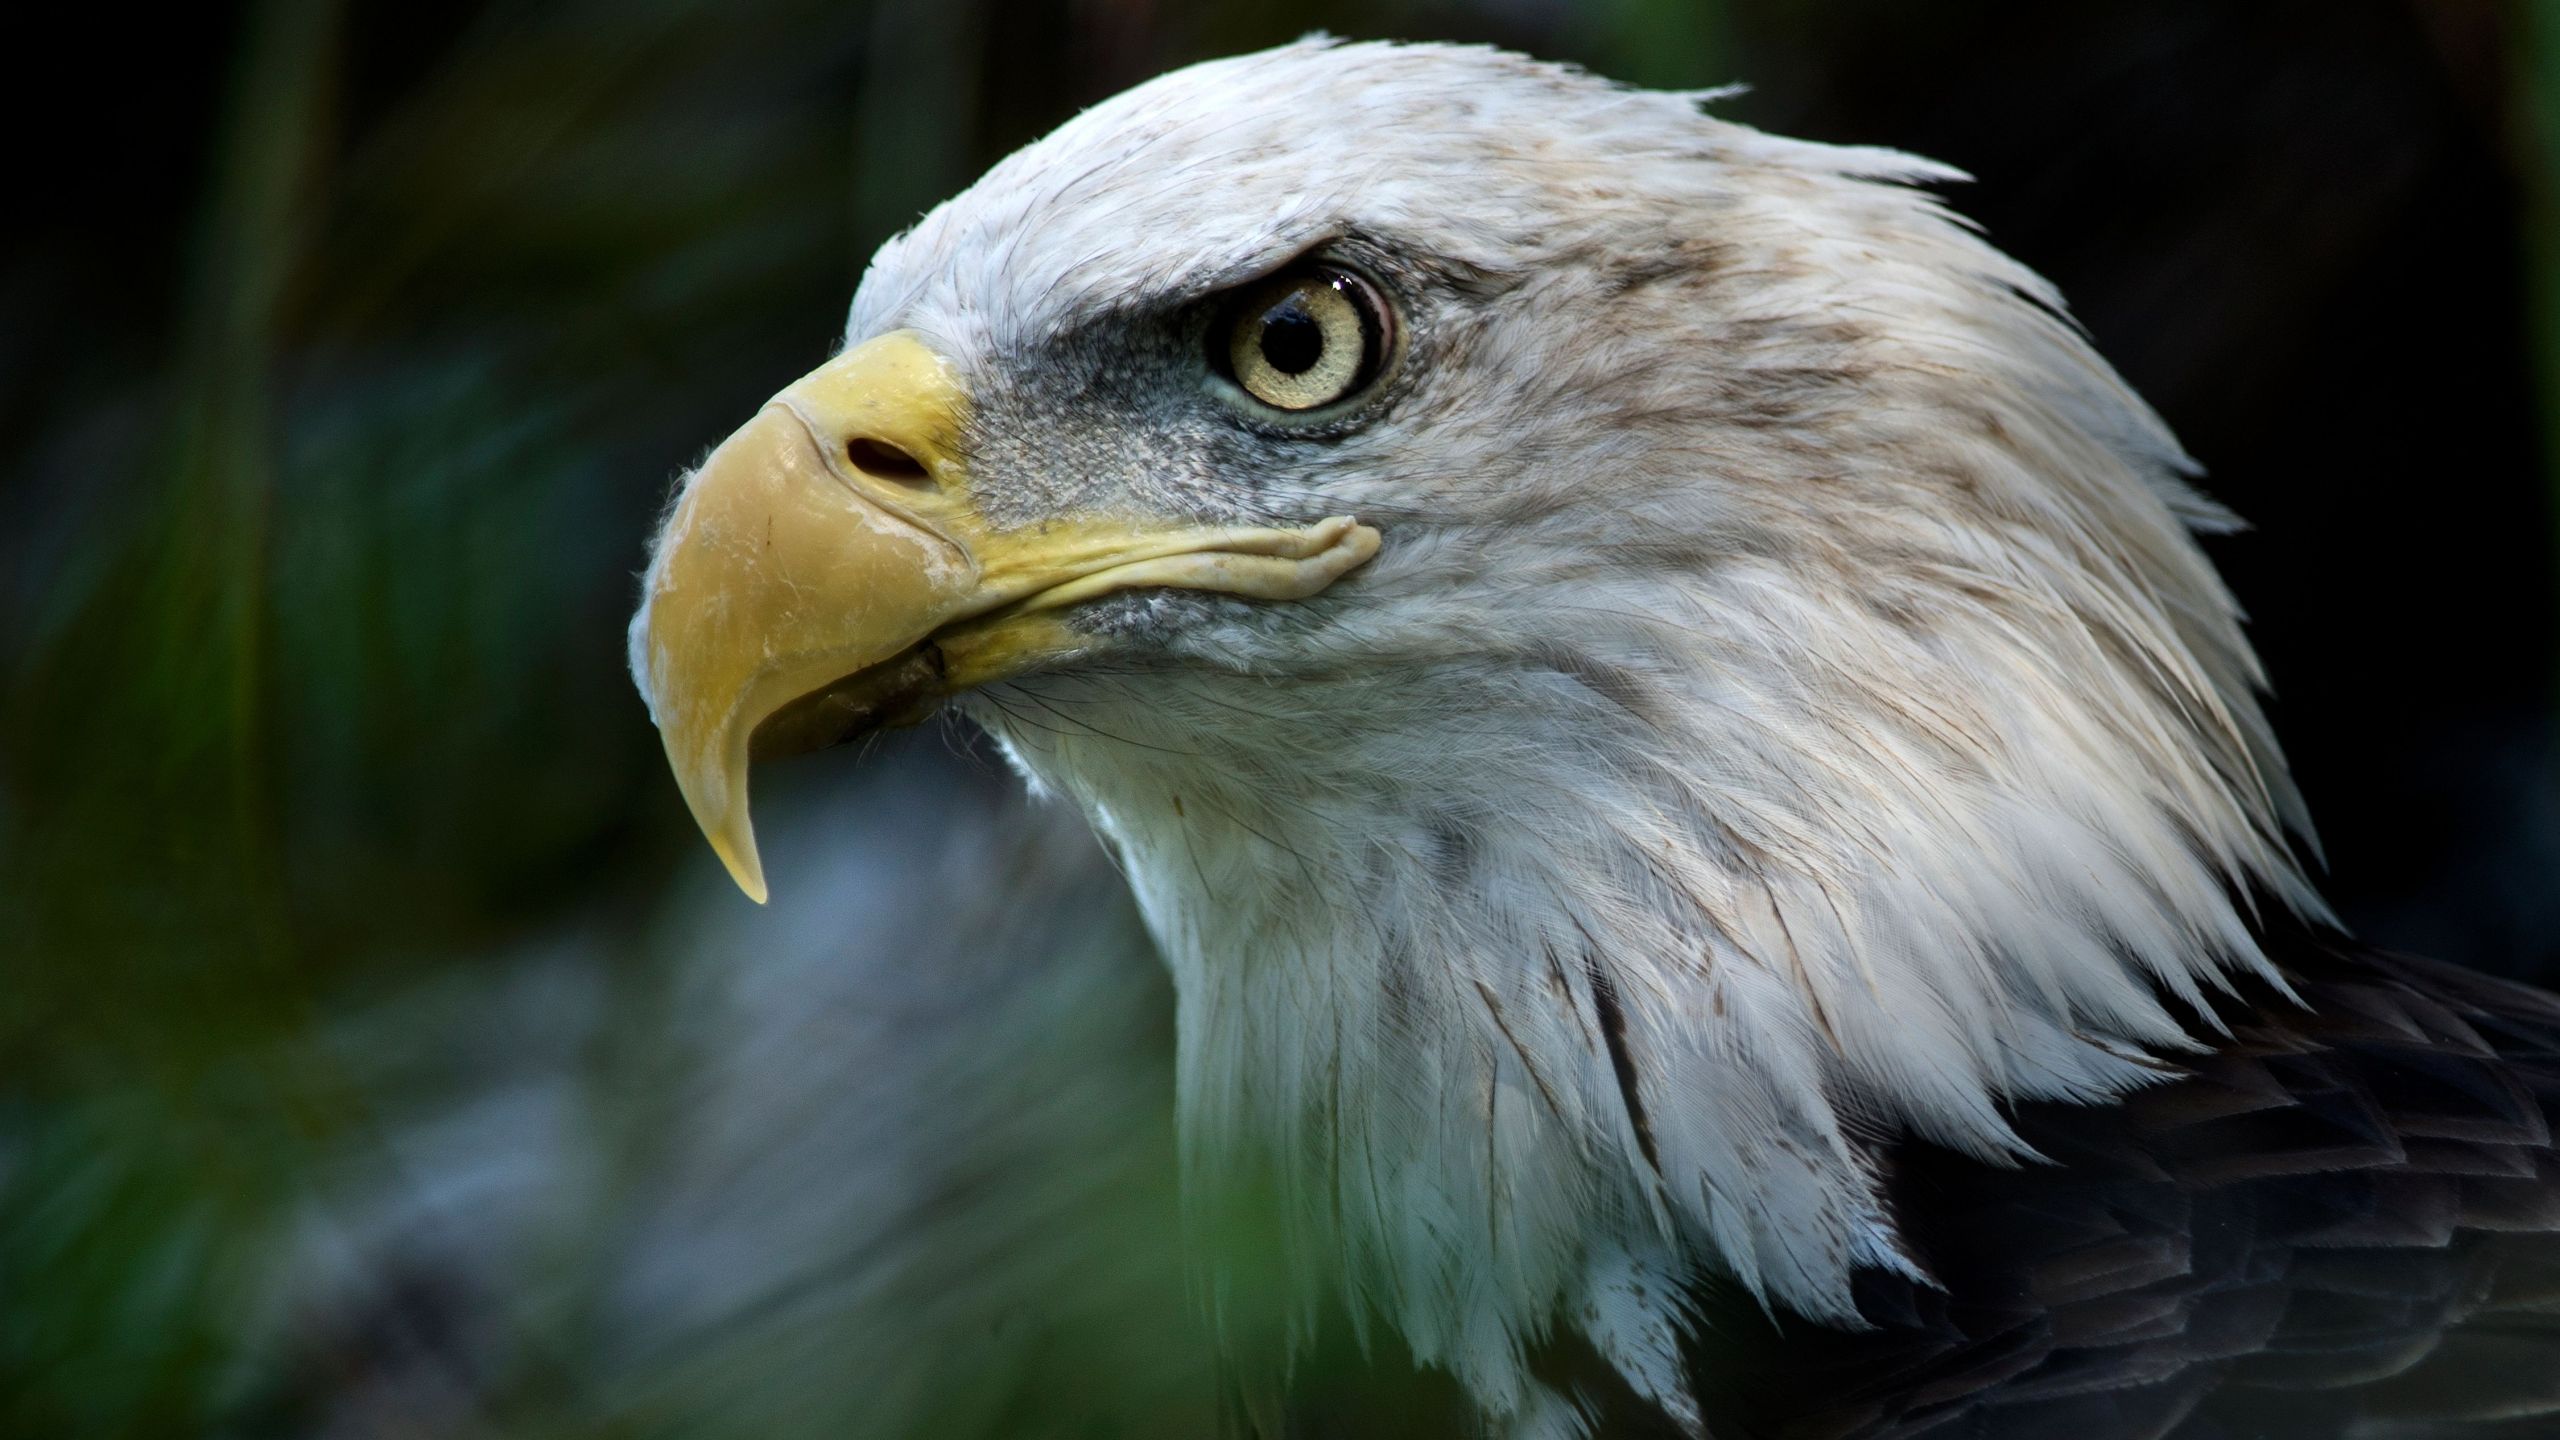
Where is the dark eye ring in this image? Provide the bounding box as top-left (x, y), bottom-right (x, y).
top-left (1211, 265), bottom-right (1393, 413)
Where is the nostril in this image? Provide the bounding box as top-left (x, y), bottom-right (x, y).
top-left (845, 437), bottom-right (931, 485)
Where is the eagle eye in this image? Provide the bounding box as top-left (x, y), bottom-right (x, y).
top-left (1214, 265), bottom-right (1392, 413)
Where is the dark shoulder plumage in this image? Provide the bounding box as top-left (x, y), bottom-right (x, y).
top-left (1660, 930), bottom-right (2560, 1440)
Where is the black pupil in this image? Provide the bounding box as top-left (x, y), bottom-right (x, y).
top-left (1257, 296), bottom-right (1327, 375)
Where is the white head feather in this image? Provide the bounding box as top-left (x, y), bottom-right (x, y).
top-left (839, 38), bottom-right (2328, 1426)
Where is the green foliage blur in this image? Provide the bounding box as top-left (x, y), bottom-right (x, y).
top-left (5, 1), bottom-right (2554, 1436)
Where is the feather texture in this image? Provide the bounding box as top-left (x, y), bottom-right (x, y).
top-left (1250, 931), bottom-right (2560, 1437)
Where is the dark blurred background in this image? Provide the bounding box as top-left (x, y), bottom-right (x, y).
top-left (5, 1), bottom-right (2557, 1435)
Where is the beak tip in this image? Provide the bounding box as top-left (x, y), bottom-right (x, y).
top-left (710, 833), bottom-right (771, 905)
top-left (672, 755), bottom-right (773, 904)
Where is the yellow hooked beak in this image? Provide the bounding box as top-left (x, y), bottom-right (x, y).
top-left (633, 331), bottom-right (1380, 902)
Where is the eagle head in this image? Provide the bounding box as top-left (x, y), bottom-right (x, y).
top-left (629, 38), bottom-right (2326, 1422)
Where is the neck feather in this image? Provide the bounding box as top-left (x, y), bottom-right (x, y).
top-left (974, 552), bottom-right (2324, 1403)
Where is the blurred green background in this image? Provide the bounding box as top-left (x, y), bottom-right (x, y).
top-left (6, 1), bottom-right (2558, 1435)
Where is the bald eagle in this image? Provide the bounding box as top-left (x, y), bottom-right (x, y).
top-left (628, 40), bottom-right (2560, 1439)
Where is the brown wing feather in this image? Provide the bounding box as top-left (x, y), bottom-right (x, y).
top-left (1642, 932), bottom-right (2560, 1440)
